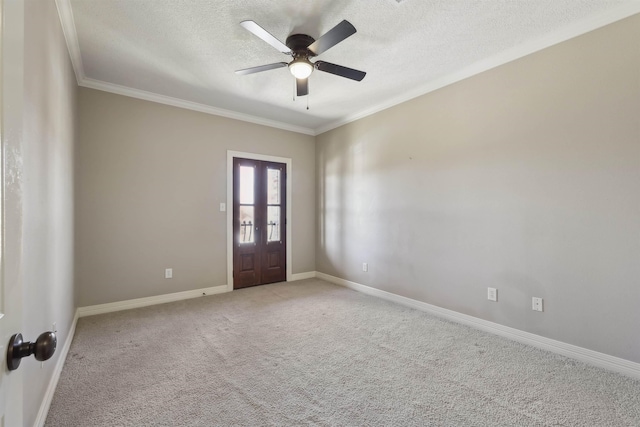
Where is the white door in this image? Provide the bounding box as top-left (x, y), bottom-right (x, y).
top-left (0, 0), bottom-right (25, 425)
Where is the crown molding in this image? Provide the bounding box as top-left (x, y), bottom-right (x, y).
top-left (79, 78), bottom-right (316, 135)
top-left (315, 4), bottom-right (640, 135)
top-left (55, 0), bottom-right (84, 84)
top-left (56, 0), bottom-right (640, 137)
top-left (55, 0), bottom-right (315, 136)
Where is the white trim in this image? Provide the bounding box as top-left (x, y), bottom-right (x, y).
top-left (30, 271), bottom-right (640, 425)
top-left (35, 283), bottom-right (229, 424)
top-left (55, 0), bottom-right (640, 136)
top-left (79, 78), bottom-right (315, 136)
top-left (316, 272), bottom-right (640, 380)
top-left (33, 310), bottom-right (79, 427)
top-left (54, 1), bottom-right (315, 136)
top-left (77, 285), bottom-right (229, 318)
top-left (226, 151), bottom-right (293, 291)
top-left (54, 0), bottom-right (84, 84)
top-left (315, 4), bottom-right (640, 135)
top-left (290, 271), bottom-right (316, 281)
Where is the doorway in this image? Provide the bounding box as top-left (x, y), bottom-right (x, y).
top-left (232, 157), bottom-right (287, 289)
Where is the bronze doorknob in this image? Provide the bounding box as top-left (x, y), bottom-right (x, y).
top-left (6, 331), bottom-right (57, 371)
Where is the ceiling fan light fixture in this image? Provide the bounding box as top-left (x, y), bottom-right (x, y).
top-left (289, 58), bottom-right (313, 79)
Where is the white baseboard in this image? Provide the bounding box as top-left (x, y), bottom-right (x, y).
top-left (77, 274), bottom-right (315, 318)
top-left (36, 271), bottom-right (638, 427)
top-left (33, 310), bottom-right (79, 427)
top-left (315, 271), bottom-right (640, 380)
top-left (77, 284), bottom-right (230, 318)
top-left (35, 284), bottom-right (229, 425)
top-left (290, 271), bottom-right (317, 281)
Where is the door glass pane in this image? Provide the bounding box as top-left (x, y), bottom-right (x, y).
top-left (239, 166), bottom-right (254, 204)
top-left (267, 206), bottom-right (280, 242)
top-left (239, 206), bottom-right (254, 243)
top-left (267, 168), bottom-right (280, 205)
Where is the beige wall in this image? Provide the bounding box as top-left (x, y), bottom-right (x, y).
top-left (76, 88), bottom-right (315, 306)
top-left (316, 15), bottom-right (640, 363)
top-left (22, 1), bottom-right (77, 424)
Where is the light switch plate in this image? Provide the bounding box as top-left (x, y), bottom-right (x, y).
top-left (487, 287), bottom-right (497, 302)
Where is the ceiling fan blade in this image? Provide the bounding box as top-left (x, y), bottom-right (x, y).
top-left (240, 20), bottom-right (291, 54)
top-left (308, 20), bottom-right (356, 56)
top-left (315, 61), bottom-right (366, 81)
top-left (235, 62), bottom-right (288, 75)
top-left (296, 78), bottom-right (309, 97)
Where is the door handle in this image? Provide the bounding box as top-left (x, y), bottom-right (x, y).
top-left (6, 331), bottom-right (57, 371)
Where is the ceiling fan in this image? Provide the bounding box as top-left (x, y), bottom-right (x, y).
top-left (236, 19), bottom-right (366, 97)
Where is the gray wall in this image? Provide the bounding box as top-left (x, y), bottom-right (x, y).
top-left (316, 15), bottom-right (640, 363)
top-left (76, 88), bottom-right (316, 306)
top-left (23, 1), bottom-right (77, 425)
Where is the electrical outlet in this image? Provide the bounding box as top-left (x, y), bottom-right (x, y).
top-left (362, 262), bottom-right (368, 272)
top-left (487, 287), bottom-right (497, 302)
top-left (165, 268), bottom-right (173, 279)
top-left (532, 297), bottom-right (543, 312)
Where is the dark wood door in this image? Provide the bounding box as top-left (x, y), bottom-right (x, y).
top-left (233, 158), bottom-right (287, 289)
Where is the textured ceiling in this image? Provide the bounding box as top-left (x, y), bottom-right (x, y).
top-left (61, 0), bottom-right (640, 134)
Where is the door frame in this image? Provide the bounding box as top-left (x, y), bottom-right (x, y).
top-left (226, 150), bottom-right (292, 291)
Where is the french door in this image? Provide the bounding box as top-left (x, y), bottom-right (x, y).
top-left (233, 158), bottom-right (287, 289)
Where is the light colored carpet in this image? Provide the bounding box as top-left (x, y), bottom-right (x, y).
top-left (46, 279), bottom-right (640, 426)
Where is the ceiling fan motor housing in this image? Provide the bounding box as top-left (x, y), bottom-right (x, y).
top-left (286, 34), bottom-right (316, 59)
